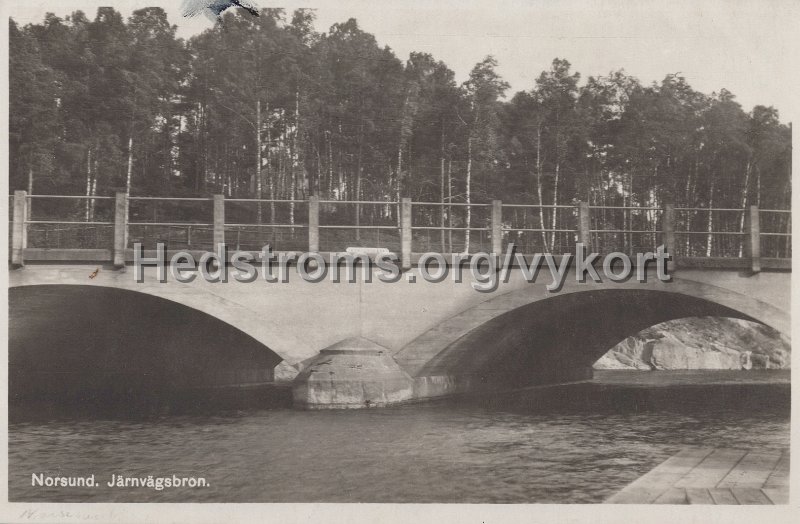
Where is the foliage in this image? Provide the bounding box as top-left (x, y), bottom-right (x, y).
top-left (9, 8), bottom-right (792, 230)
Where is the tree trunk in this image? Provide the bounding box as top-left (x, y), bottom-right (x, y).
top-left (85, 148), bottom-right (92, 221)
top-left (756, 165), bottom-right (762, 207)
top-left (126, 136), bottom-right (133, 197)
top-left (738, 158), bottom-right (751, 256)
top-left (464, 137), bottom-right (472, 253)
top-left (355, 122), bottom-right (364, 241)
top-left (706, 174), bottom-right (715, 257)
top-left (535, 124), bottom-right (548, 250)
top-left (200, 102), bottom-right (207, 192)
top-left (327, 130), bottom-right (333, 199)
top-left (256, 99), bottom-right (263, 223)
top-left (290, 91), bottom-right (301, 231)
top-left (686, 157), bottom-right (697, 254)
top-left (315, 147), bottom-right (323, 197)
top-left (624, 170), bottom-right (632, 252)
top-left (268, 110), bottom-right (275, 224)
top-left (396, 140), bottom-right (403, 228)
top-left (337, 124), bottom-right (344, 199)
top-left (290, 121), bottom-right (297, 231)
top-left (440, 122), bottom-right (446, 251)
top-left (628, 171), bottom-right (634, 251)
top-left (651, 165), bottom-right (658, 249)
top-left (782, 174), bottom-right (791, 257)
top-left (90, 156), bottom-right (98, 219)
top-left (26, 163), bottom-right (33, 221)
top-left (551, 160), bottom-right (560, 251)
top-left (447, 158), bottom-right (453, 252)
top-left (277, 145), bottom-right (284, 200)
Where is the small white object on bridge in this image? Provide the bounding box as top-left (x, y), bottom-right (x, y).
top-left (344, 247), bottom-right (393, 259)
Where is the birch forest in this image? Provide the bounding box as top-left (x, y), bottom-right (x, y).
top-left (9, 8), bottom-right (792, 254)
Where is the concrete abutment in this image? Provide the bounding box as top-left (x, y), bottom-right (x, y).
top-left (289, 334), bottom-right (597, 408)
top-left (291, 337), bottom-right (414, 409)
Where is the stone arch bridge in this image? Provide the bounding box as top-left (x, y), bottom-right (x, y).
top-left (9, 261), bottom-right (790, 407)
top-left (8, 192), bottom-right (792, 408)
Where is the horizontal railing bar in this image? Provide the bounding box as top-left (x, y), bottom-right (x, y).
top-left (25, 195), bottom-right (115, 200)
top-left (760, 209), bottom-right (792, 213)
top-left (675, 207), bottom-right (746, 212)
top-left (507, 228), bottom-right (576, 233)
top-left (318, 200), bottom-right (397, 205)
top-left (413, 202), bottom-right (491, 207)
top-left (127, 197), bottom-right (212, 202)
top-left (225, 198), bottom-right (307, 204)
top-left (128, 222), bottom-right (213, 227)
top-left (25, 220), bottom-right (114, 225)
top-left (411, 226), bottom-right (491, 231)
top-left (318, 225), bottom-right (396, 230)
top-left (760, 232), bottom-right (793, 237)
top-left (226, 223), bottom-right (309, 228)
top-left (674, 231), bottom-right (745, 235)
top-left (501, 204), bottom-right (575, 209)
top-left (588, 206), bottom-right (661, 210)
top-left (591, 229), bottom-right (662, 234)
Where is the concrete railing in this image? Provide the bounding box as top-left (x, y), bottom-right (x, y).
top-left (10, 191), bottom-right (791, 271)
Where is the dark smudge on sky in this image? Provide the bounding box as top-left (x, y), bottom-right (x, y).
top-left (181, 0), bottom-right (260, 20)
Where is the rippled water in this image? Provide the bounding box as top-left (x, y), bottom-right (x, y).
top-left (9, 371), bottom-right (790, 503)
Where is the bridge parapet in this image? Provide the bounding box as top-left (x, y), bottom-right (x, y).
top-left (9, 192), bottom-right (791, 271)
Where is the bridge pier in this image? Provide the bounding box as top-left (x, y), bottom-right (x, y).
top-left (292, 337), bottom-right (414, 409)
top-left (291, 333), bottom-right (598, 408)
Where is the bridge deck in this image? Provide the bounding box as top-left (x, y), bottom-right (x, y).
top-left (605, 447), bottom-right (789, 504)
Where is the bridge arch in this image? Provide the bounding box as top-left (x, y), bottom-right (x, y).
top-left (7, 269), bottom-right (312, 365)
top-left (395, 276), bottom-right (789, 394)
top-left (9, 284), bottom-right (285, 402)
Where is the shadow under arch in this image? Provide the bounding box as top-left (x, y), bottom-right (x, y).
top-left (9, 284), bottom-right (283, 404)
top-left (412, 288), bottom-right (775, 390)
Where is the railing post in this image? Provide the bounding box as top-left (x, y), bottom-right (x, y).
top-left (401, 197), bottom-right (412, 270)
top-left (11, 190), bottom-right (27, 268)
top-left (213, 194), bottom-right (225, 247)
top-left (308, 195), bottom-right (319, 252)
top-left (578, 201), bottom-right (591, 250)
top-left (744, 205), bottom-right (760, 273)
top-left (491, 199), bottom-right (503, 255)
top-left (663, 203), bottom-right (675, 271)
top-left (113, 192), bottom-right (129, 268)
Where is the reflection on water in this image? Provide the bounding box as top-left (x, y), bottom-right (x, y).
top-left (8, 371), bottom-right (790, 503)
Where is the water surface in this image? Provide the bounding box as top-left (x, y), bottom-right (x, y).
top-left (9, 370), bottom-right (790, 503)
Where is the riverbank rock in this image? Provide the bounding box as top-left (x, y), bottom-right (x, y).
top-left (650, 342), bottom-right (742, 370)
top-left (593, 317), bottom-right (790, 370)
top-left (592, 337), bottom-right (655, 370)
